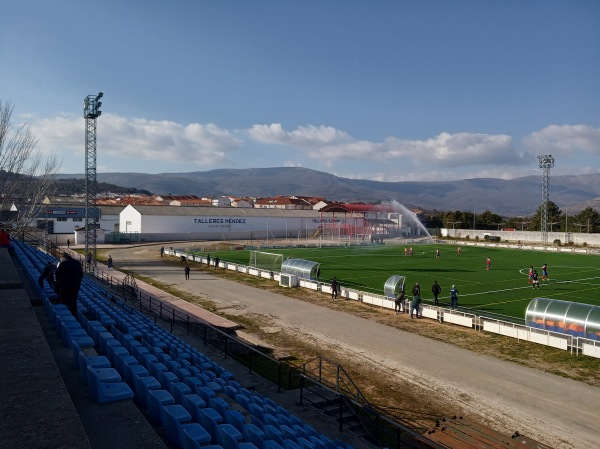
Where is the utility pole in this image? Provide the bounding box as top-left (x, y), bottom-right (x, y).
top-left (83, 92), bottom-right (103, 267)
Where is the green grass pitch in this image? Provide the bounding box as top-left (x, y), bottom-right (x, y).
top-left (207, 244), bottom-right (600, 320)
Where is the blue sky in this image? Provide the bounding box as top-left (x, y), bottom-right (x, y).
top-left (2, 1), bottom-right (599, 182)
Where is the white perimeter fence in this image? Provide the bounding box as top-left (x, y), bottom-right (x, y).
top-left (167, 248), bottom-right (600, 360)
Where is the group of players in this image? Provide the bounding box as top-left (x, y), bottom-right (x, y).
top-left (528, 263), bottom-right (549, 289)
top-left (406, 246), bottom-right (549, 291)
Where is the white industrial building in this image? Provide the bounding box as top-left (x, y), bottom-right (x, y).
top-left (118, 205), bottom-right (325, 242)
top-left (36, 205), bottom-right (123, 235)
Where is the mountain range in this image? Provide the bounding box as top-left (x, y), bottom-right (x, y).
top-left (55, 168), bottom-right (600, 216)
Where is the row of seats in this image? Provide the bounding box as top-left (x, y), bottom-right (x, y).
top-left (13, 241), bottom-right (355, 449)
top-left (528, 319), bottom-right (599, 340)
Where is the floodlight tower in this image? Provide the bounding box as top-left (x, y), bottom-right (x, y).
top-left (538, 154), bottom-right (554, 247)
top-left (83, 92), bottom-right (103, 266)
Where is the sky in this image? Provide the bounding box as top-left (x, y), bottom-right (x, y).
top-left (1, 1), bottom-right (599, 183)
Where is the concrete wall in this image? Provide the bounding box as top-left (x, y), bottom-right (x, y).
top-left (441, 228), bottom-right (600, 246)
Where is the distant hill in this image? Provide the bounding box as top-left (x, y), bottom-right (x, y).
top-left (49, 178), bottom-right (152, 196)
top-left (54, 168), bottom-right (600, 216)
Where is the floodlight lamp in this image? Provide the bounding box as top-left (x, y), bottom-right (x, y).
top-left (98, 92), bottom-right (103, 98)
top-left (538, 154), bottom-right (554, 168)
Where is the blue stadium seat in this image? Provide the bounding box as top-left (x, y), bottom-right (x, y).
top-left (224, 409), bottom-right (246, 434)
top-left (170, 381), bottom-right (192, 404)
top-left (79, 355), bottom-right (111, 384)
top-left (124, 363), bottom-right (149, 387)
top-left (161, 404), bottom-right (193, 447)
top-left (147, 389), bottom-right (175, 425)
top-left (219, 427), bottom-right (259, 449)
top-left (87, 366), bottom-right (133, 404)
top-left (200, 408), bottom-right (242, 445)
top-left (181, 423), bottom-right (213, 449)
top-left (71, 337), bottom-right (96, 369)
top-left (181, 393), bottom-right (207, 422)
top-left (134, 375), bottom-right (161, 408)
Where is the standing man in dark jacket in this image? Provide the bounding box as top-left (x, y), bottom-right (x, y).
top-left (331, 276), bottom-right (339, 300)
top-left (55, 253), bottom-right (83, 317)
top-left (410, 283), bottom-right (421, 318)
top-left (431, 280), bottom-right (441, 305)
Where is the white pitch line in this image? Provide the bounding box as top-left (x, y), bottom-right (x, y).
top-left (463, 275), bottom-right (600, 298)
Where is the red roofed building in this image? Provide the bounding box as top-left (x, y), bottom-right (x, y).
top-left (254, 196), bottom-right (312, 210)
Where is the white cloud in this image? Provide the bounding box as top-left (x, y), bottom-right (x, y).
top-left (29, 113), bottom-right (597, 181)
top-left (248, 123), bottom-right (521, 168)
top-left (283, 160), bottom-right (303, 167)
top-left (32, 113), bottom-right (243, 169)
top-left (523, 124), bottom-right (600, 157)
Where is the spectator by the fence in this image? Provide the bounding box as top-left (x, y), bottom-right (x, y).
top-left (67, 238), bottom-right (70, 249)
top-left (410, 283), bottom-right (421, 319)
top-left (394, 289), bottom-right (405, 315)
top-left (331, 276), bottom-right (339, 300)
top-left (432, 280), bottom-right (441, 305)
top-left (214, 256), bottom-right (220, 269)
top-left (0, 228), bottom-right (14, 255)
top-left (450, 285), bottom-right (459, 309)
top-left (160, 246), bottom-right (164, 257)
top-left (107, 255), bottom-right (113, 269)
top-left (55, 252), bottom-right (83, 317)
top-left (184, 264), bottom-right (190, 280)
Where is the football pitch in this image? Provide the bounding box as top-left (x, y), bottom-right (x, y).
top-left (210, 244), bottom-right (600, 320)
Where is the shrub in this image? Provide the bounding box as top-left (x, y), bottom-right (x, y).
top-left (553, 239), bottom-right (561, 246)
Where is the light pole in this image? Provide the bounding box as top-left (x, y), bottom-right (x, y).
top-left (447, 221), bottom-right (461, 238)
top-left (538, 154), bottom-right (555, 246)
top-left (520, 221), bottom-right (531, 231)
top-left (83, 92), bottom-right (103, 266)
top-left (549, 221), bottom-right (560, 232)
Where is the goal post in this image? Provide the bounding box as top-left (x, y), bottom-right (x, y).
top-left (249, 251), bottom-right (284, 271)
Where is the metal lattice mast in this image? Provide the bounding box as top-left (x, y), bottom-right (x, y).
top-left (83, 92), bottom-right (103, 265)
top-left (538, 155), bottom-right (554, 247)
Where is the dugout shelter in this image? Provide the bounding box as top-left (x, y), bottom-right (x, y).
top-left (384, 275), bottom-right (406, 299)
top-left (280, 258), bottom-right (320, 281)
top-left (526, 297), bottom-right (600, 340)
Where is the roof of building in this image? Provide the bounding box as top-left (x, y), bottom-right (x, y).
top-left (255, 197), bottom-right (311, 206)
top-left (319, 203), bottom-right (399, 214)
top-left (156, 195), bottom-right (200, 201)
top-left (98, 205), bottom-right (127, 215)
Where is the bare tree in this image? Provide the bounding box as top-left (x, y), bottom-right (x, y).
top-left (0, 100), bottom-right (60, 233)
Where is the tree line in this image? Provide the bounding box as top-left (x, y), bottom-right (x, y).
top-left (424, 202), bottom-right (600, 233)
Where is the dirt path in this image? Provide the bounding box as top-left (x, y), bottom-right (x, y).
top-left (101, 243), bottom-right (600, 449)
